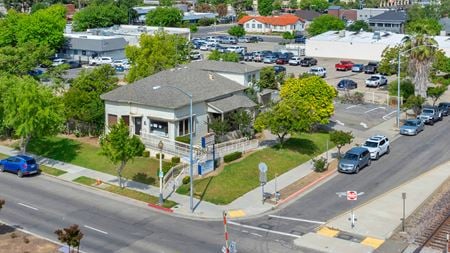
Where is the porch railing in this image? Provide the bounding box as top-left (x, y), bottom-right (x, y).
top-left (139, 132), bottom-right (199, 158)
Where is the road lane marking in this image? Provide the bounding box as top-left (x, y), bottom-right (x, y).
top-left (228, 221), bottom-right (301, 238)
top-left (268, 215), bottom-right (325, 225)
top-left (382, 111), bottom-right (396, 120)
top-left (360, 122), bottom-right (368, 128)
top-left (335, 120), bottom-right (345, 126)
top-left (83, 225), bottom-right (108, 235)
top-left (364, 107), bottom-right (386, 113)
top-left (250, 232), bottom-right (263, 237)
top-left (17, 203), bottom-right (39, 211)
top-left (346, 105), bottom-right (358, 109)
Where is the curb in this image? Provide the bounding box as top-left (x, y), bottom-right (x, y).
top-left (148, 203), bottom-right (174, 213)
top-left (276, 168), bottom-right (337, 207)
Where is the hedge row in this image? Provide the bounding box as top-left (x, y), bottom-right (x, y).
top-left (223, 151), bottom-right (242, 163)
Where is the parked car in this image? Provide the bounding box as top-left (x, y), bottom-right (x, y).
top-left (248, 36), bottom-right (258, 43)
top-left (90, 56), bottom-right (113, 66)
top-left (225, 45), bottom-right (246, 54)
top-left (0, 155), bottom-right (40, 177)
top-left (237, 37), bottom-right (249, 43)
top-left (364, 61), bottom-right (379, 74)
top-left (253, 53), bottom-right (264, 62)
top-left (67, 60), bottom-right (82, 69)
top-left (361, 135), bottom-right (390, 160)
top-left (400, 119), bottom-right (424, 136)
top-left (263, 55), bottom-right (278, 64)
top-left (28, 69), bottom-right (44, 77)
top-left (418, 106), bottom-right (442, 125)
top-left (52, 58), bottom-right (67, 66)
top-left (256, 36), bottom-right (264, 42)
top-left (221, 37), bottom-right (237, 44)
top-left (294, 35), bottom-right (306, 44)
top-left (288, 56), bottom-right (302, 66)
top-left (300, 57), bottom-right (317, 67)
top-left (275, 54), bottom-right (290, 65)
top-left (273, 65), bottom-right (286, 75)
top-left (365, 75), bottom-right (388, 87)
top-left (308, 67), bottom-right (327, 78)
top-left (352, 64), bottom-right (364, 72)
top-left (189, 51), bottom-right (202, 60)
top-left (438, 102), bottom-right (450, 116)
top-left (199, 44), bottom-right (209, 51)
top-left (337, 79), bottom-right (357, 90)
top-left (338, 147), bottom-right (371, 174)
top-left (335, 60), bottom-right (354, 71)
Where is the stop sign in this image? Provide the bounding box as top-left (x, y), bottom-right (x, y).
top-left (347, 191), bottom-right (358, 201)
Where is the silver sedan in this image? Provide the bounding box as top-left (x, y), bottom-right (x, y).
top-left (400, 119), bottom-right (425, 136)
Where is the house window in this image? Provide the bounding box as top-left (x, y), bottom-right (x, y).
top-left (257, 24), bottom-right (262, 28)
top-left (178, 117), bottom-right (195, 136)
top-left (291, 25), bottom-right (295, 29)
top-left (377, 23), bottom-right (383, 27)
top-left (121, 115), bottom-right (129, 126)
top-left (246, 24), bottom-right (249, 28)
top-left (150, 120), bottom-right (168, 137)
top-left (369, 23), bottom-right (375, 26)
top-left (82, 50), bottom-right (86, 55)
top-left (265, 24), bottom-right (270, 28)
top-left (252, 24), bottom-right (255, 28)
top-left (73, 50), bottom-right (78, 55)
top-left (385, 23), bottom-right (392, 27)
top-left (108, 114), bottom-right (117, 126)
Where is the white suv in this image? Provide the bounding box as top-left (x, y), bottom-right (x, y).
top-left (362, 135), bottom-right (390, 160)
top-left (308, 67), bottom-right (327, 78)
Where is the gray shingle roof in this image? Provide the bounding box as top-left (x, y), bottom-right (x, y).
top-left (100, 67), bottom-right (246, 109)
top-left (208, 94), bottom-right (256, 113)
top-left (187, 60), bottom-right (261, 74)
top-left (66, 36), bottom-right (128, 52)
top-left (295, 10), bottom-right (322, 21)
top-left (368, 10), bottom-right (407, 23)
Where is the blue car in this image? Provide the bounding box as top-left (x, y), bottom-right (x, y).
top-left (0, 155), bottom-right (40, 177)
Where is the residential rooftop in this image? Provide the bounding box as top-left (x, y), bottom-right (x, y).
top-left (187, 60), bottom-right (261, 74)
top-left (238, 14), bottom-right (304, 25)
top-left (368, 10), bottom-right (407, 23)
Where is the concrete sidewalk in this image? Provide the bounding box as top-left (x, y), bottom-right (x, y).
top-left (294, 161), bottom-right (450, 253)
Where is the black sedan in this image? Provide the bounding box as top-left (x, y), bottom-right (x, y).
top-left (273, 66), bottom-right (286, 75)
top-left (300, 57), bottom-right (317, 67)
top-left (337, 79), bottom-right (357, 90)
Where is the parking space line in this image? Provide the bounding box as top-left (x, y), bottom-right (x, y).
top-left (17, 202), bottom-right (39, 211)
top-left (268, 215), bottom-right (325, 225)
top-left (382, 111), bottom-right (396, 120)
top-left (83, 225), bottom-right (108, 235)
top-left (364, 107), bottom-right (386, 113)
top-left (346, 105), bottom-right (358, 109)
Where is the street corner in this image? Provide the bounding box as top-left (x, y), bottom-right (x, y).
top-left (317, 226), bottom-right (340, 237)
top-left (228, 209), bottom-right (246, 218)
top-left (361, 236), bottom-right (385, 249)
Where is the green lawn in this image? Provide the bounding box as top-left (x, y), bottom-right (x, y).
top-left (73, 176), bottom-right (177, 208)
top-left (177, 132), bottom-right (333, 205)
top-left (0, 153), bottom-right (66, 176)
top-left (26, 136), bottom-right (171, 186)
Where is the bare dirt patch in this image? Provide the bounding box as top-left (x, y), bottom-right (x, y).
top-left (60, 134), bottom-right (100, 147)
top-left (0, 224), bottom-right (60, 253)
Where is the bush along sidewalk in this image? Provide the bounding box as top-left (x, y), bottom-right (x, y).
top-left (73, 176), bottom-right (177, 208)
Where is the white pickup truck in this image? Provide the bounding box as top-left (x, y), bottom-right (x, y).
top-left (89, 56), bottom-right (113, 66)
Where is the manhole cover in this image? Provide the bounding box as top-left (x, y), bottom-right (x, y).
top-left (337, 234), bottom-right (353, 240)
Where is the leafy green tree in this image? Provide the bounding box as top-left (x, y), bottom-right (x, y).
top-left (72, 3), bottom-right (127, 31)
top-left (329, 130), bottom-right (353, 158)
top-left (307, 15), bottom-right (345, 36)
top-left (100, 119), bottom-right (145, 188)
top-left (299, 0), bottom-right (329, 12)
top-left (272, 0), bottom-right (282, 11)
top-left (216, 3), bottom-right (228, 17)
top-left (258, 67), bottom-right (276, 89)
top-left (347, 20), bottom-right (371, 32)
top-left (362, 0), bottom-right (381, 8)
top-left (228, 25), bottom-right (246, 38)
top-left (406, 19), bottom-right (442, 36)
top-left (282, 31), bottom-right (295, 43)
top-left (427, 85), bottom-right (447, 106)
top-left (230, 109), bottom-right (253, 137)
top-left (145, 7), bottom-right (183, 27)
top-left (207, 50), bottom-right (240, 62)
top-left (403, 95), bottom-right (425, 116)
top-left (0, 10), bottom-right (22, 47)
top-left (160, 0), bottom-right (174, 6)
top-left (208, 118), bottom-right (230, 143)
top-left (378, 45), bottom-right (402, 76)
top-left (3, 76), bottom-right (64, 153)
top-left (288, 0), bottom-right (298, 9)
top-left (64, 65), bottom-right (118, 135)
top-left (125, 32), bottom-right (189, 82)
top-left (55, 224), bottom-right (83, 253)
top-left (258, 0), bottom-right (273, 16)
top-left (388, 79), bottom-right (415, 101)
top-left (406, 4), bottom-right (441, 21)
top-left (0, 42), bottom-right (54, 76)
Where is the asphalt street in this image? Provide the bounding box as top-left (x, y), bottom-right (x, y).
top-left (239, 116), bottom-right (450, 240)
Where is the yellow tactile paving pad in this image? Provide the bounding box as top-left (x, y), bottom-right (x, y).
top-left (361, 237), bottom-right (385, 249)
top-left (317, 227), bottom-right (339, 237)
top-left (228, 210), bottom-right (246, 218)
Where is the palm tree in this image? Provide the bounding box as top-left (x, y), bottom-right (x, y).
top-left (402, 35), bottom-right (438, 98)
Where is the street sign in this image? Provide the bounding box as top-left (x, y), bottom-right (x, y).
top-left (347, 191), bottom-right (358, 201)
top-left (159, 170), bottom-right (164, 178)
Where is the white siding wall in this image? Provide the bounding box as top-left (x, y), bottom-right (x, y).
top-left (243, 19), bottom-right (269, 33)
top-left (305, 40), bottom-right (390, 61)
top-left (174, 103), bottom-right (209, 144)
top-left (216, 73), bottom-right (245, 86)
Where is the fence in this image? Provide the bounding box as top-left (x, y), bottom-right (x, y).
top-left (338, 90), bottom-right (402, 107)
top-left (140, 132), bottom-right (199, 158)
top-left (163, 162), bottom-right (188, 186)
top-left (214, 138), bottom-right (259, 159)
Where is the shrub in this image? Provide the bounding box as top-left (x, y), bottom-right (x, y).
top-left (189, 24), bottom-right (198, 33)
top-left (142, 150), bottom-right (150, 157)
top-left (223, 151), bottom-right (242, 163)
top-left (197, 17), bottom-right (216, 26)
top-left (339, 91), bottom-right (364, 104)
top-left (312, 157), bottom-right (328, 172)
top-left (175, 135), bottom-right (190, 144)
top-left (172, 156), bottom-right (180, 164)
top-left (156, 153), bottom-right (165, 159)
top-left (182, 176), bottom-right (190, 185)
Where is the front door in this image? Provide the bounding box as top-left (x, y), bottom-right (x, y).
top-left (134, 117), bottom-right (142, 135)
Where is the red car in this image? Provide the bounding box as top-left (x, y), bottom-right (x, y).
top-left (335, 60), bottom-right (354, 71)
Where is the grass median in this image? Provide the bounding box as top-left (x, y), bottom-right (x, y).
top-left (24, 136), bottom-right (172, 186)
top-left (177, 132), bottom-right (333, 205)
top-left (74, 176), bottom-right (177, 208)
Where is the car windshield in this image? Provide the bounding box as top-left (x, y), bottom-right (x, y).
top-left (423, 109), bottom-right (434, 114)
top-left (343, 153), bottom-right (358, 160)
top-left (369, 76), bottom-right (379, 80)
top-left (26, 158), bottom-right (36, 164)
top-left (364, 141), bottom-right (378, 147)
top-left (311, 69), bottom-right (318, 72)
top-left (404, 121), bottom-right (418, 126)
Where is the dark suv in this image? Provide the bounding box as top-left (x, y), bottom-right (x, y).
top-left (338, 147), bottom-right (371, 174)
top-left (300, 57), bottom-right (317, 67)
top-left (438, 102), bottom-right (450, 116)
top-left (364, 61), bottom-right (379, 74)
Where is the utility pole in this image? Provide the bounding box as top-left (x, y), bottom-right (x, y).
top-left (402, 192), bottom-right (406, 232)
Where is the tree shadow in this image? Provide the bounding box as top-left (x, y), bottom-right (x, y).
top-left (132, 172), bottom-right (156, 185)
top-left (27, 137), bottom-right (80, 163)
top-left (273, 137), bottom-right (318, 156)
top-left (0, 224), bottom-right (16, 235)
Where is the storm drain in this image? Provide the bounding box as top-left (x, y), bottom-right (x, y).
top-left (336, 231), bottom-right (365, 243)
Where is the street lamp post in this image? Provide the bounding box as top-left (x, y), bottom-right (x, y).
top-left (402, 192), bottom-right (406, 232)
top-left (396, 44), bottom-right (438, 127)
top-left (153, 85), bottom-right (194, 212)
top-left (158, 141), bottom-right (164, 206)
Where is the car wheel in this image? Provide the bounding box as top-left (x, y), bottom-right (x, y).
top-left (355, 166), bottom-right (360, 174)
top-left (386, 147), bottom-right (390, 154)
top-left (375, 153), bottom-right (379, 160)
top-left (17, 170), bottom-right (23, 178)
top-left (430, 120), bottom-right (434, 126)
top-left (0, 165), bottom-right (4, 172)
